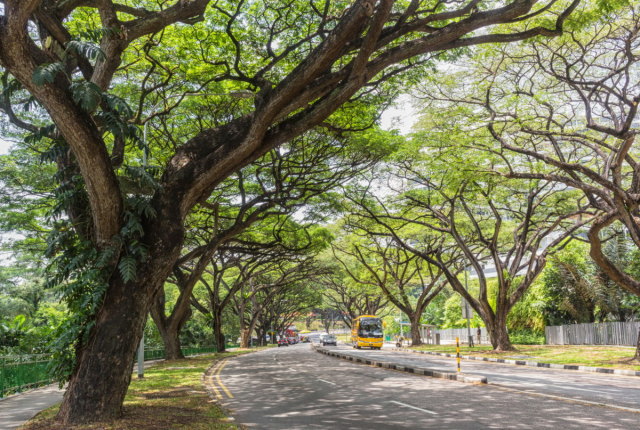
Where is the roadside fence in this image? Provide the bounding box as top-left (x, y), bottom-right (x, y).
top-left (434, 328), bottom-right (490, 345)
top-left (545, 321), bottom-right (640, 346)
top-left (0, 354), bottom-right (53, 399)
top-left (1, 345), bottom-right (224, 398)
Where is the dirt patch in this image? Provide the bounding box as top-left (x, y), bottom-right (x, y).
top-left (140, 387), bottom-right (192, 399)
top-left (24, 398), bottom-right (216, 430)
top-left (613, 357), bottom-right (640, 366)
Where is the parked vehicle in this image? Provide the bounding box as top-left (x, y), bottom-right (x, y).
top-left (284, 328), bottom-right (299, 344)
top-left (277, 337), bottom-right (289, 347)
top-left (319, 334), bottom-right (337, 346)
top-left (351, 315), bottom-right (383, 349)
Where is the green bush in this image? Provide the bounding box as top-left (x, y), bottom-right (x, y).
top-left (509, 329), bottom-right (545, 345)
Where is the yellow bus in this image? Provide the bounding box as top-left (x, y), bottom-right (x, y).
top-left (351, 315), bottom-right (384, 349)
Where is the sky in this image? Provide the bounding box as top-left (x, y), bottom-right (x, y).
top-left (0, 138), bottom-right (11, 155)
top-left (379, 95), bottom-right (417, 135)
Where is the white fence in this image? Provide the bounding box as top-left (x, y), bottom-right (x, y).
top-left (434, 328), bottom-right (491, 345)
top-left (545, 321), bottom-right (640, 346)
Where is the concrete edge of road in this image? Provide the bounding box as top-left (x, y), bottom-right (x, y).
top-left (393, 347), bottom-right (640, 377)
top-left (314, 346), bottom-right (487, 385)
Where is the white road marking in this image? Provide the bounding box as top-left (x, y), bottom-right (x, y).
top-left (390, 400), bottom-right (438, 415)
top-left (318, 379), bottom-right (337, 386)
top-left (495, 378), bottom-right (610, 395)
top-left (491, 385), bottom-right (640, 414)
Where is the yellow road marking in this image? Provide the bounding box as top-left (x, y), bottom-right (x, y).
top-left (206, 361), bottom-right (223, 399)
top-left (215, 359), bottom-right (234, 398)
top-left (208, 375), bottom-right (223, 399)
top-left (205, 358), bottom-right (234, 400)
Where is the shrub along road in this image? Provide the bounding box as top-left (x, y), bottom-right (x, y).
top-left (215, 344), bottom-right (640, 429)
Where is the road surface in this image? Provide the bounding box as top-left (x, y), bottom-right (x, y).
top-left (214, 344), bottom-right (640, 429)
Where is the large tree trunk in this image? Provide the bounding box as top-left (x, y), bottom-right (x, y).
top-left (486, 314), bottom-right (514, 351)
top-left (56, 199), bottom-right (185, 424)
top-left (157, 324), bottom-right (185, 360)
top-left (150, 295), bottom-right (188, 360)
top-left (56, 281), bottom-right (151, 423)
top-left (409, 313), bottom-right (422, 347)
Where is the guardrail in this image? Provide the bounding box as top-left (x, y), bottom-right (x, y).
top-left (0, 354), bottom-right (54, 399)
top-left (1, 345), bottom-right (229, 398)
top-left (142, 346), bottom-right (222, 361)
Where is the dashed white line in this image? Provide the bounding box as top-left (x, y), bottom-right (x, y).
top-left (390, 400), bottom-right (438, 415)
top-left (318, 379), bottom-right (337, 386)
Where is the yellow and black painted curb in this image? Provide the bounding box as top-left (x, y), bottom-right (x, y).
top-left (313, 345), bottom-right (487, 384)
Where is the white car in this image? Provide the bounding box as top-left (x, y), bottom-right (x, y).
top-left (319, 334), bottom-right (337, 346)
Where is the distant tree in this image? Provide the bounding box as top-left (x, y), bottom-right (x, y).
top-left (318, 256), bottom-right (389, 328)
top-left (333, 235), bottom-right (445, 346)
top-left (349, 154), bottom-right (587, 350)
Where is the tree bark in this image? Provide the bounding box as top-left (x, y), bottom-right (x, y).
top-left (212, 309), bottom-right (226, 353)
top-left (150, 292), bottom-right (189, 360)
top-left (635, 328), bottom-right (640, 361)
top-left (56, 193), bottom-right (185, 423)
top-left (486, 315), bottom-right (514, 351)
top-left (159, 328), bottom-right (185, 360)
top-left (240, 329), bottom-right (251, 348)
top-left (56, 280), bottom-right (152, 423)
top-left (409, 313), bottom-right (422, 347)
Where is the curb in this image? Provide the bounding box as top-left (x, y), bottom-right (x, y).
top-left (314, 346), bottom-right (487, 384)
top-left (393, 347), bottom-right (640, 377)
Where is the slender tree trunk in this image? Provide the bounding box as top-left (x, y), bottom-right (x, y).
top-left (409, 313), bottom-right (422, 346)
top-left (635, 328), bottom-right (640, 361)
top-left (212, 309), bottom-right (225, 353)
top-left (255, 327), bottom-right (265, 346)
top-left (240, 329), bottom-right (251, 348)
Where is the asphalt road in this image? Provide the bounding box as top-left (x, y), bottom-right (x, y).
top-left (337, 346), bottom-right (640, 412)
top-left (217, 344), bottom-right (640, 429)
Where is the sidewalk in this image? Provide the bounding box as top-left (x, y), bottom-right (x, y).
top-left (0, 359), bottom-right (163, 430)
top-left (0, 384), bottom-right (64, 430)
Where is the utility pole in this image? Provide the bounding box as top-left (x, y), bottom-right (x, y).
top-left (464, 267), bottom-right (474, 348)
top-left (137, 333), bottom-right (144, 379)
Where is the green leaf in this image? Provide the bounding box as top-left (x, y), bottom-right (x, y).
top-left (103, 94), bottom-right (133, 119)
top-left (70, 81), bottom-right (102, 112)
top-left (65, 40), bottom-right (106, 63)
top-left (118, 256), bottom-right (137, 283)
top-left (32, 63), bottom-right (65, 86)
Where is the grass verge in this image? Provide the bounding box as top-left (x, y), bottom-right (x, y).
top-left (21, 350), bottom-right (252, 430)
top-left (410, 344), bottom-right (640, 371)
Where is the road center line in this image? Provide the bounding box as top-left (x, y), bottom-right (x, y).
top-left (390, 400), bottom-right (438, 415)
top-left (318, 379), bottom-right (337, 385)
